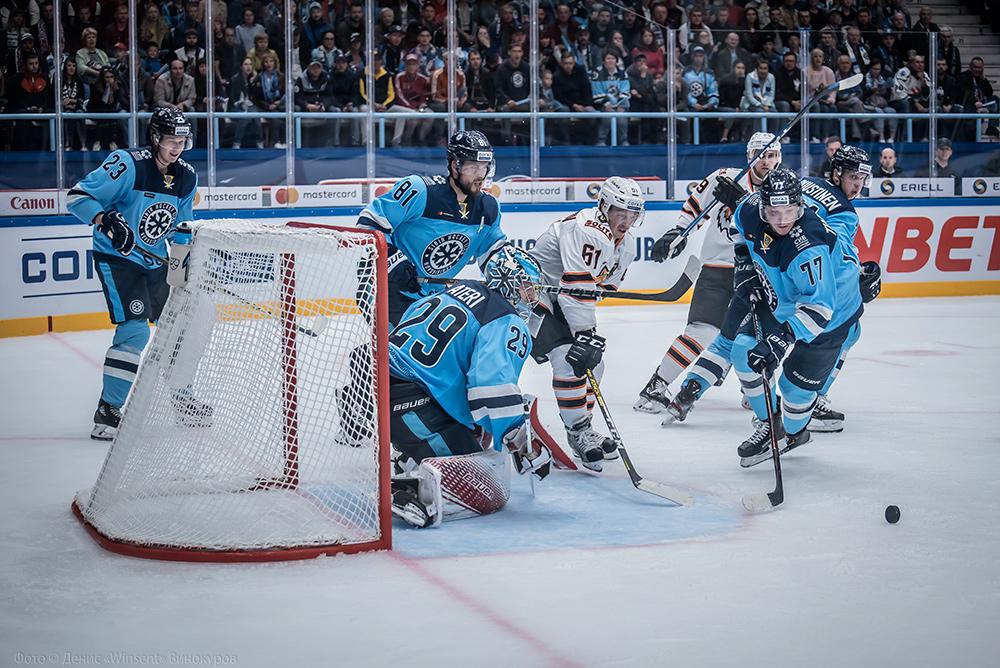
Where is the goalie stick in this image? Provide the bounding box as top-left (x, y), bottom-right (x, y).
top-left (421, 253), bottom-right (701, 303)
top-left (740, 295), bottom-right (785, 513)
top-left (663, 72), bottom-right (865, 256)
top-left (585, 370), bottom-right (693, 506)
top-left (130, 244), bottom-right (329, 339)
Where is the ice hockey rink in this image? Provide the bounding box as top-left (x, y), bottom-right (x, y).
top-left (2, 295), bottom-right (998, 668)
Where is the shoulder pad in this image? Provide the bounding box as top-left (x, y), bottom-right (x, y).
top-left (128, 149), bottom-right (153, 162)
top-left (420, 175), bottom-right (448, 187)
top-left (176, 158), bottom-right (196, 175)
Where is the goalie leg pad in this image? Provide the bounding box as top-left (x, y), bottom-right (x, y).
top-left (419, 449), bottom-right (512, 524)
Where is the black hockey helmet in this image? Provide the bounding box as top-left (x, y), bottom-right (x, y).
top-left (148, 107), bottom-right (193, 151)
top-left (758, 167), bottom-right (804, 223)
top-left (830, 145), bottom-right (872, 183)
top-left (447, 130), bottom-right (495, 195)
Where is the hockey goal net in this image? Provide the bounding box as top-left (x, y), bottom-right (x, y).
top-left (72, 220), bottom-right (390, 561)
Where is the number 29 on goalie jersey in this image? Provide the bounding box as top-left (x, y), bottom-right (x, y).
top-left (388, 282), bottom-right (531, 443)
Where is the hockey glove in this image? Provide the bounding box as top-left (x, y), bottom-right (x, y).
top-left (712, 175), bottom-right (749, 211)
top-left (566, 329), bottom-right (606, 378)
top-left (97, 209), bottom-right (135, 256)
top-left (387, 247), bottom-right (420, 294)
top-left (651, 226), bottom-right (687, 262)
top-left (504, 422), bottom-right (552, 481)
top-left (859, 261), bottom-right (881, 303)
top-left (733, 243), bottom-right (762, 301)
top-left (747, 325), bottom-right (793, 376)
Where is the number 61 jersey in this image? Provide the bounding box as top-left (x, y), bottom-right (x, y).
top-left (67, 149), bottom-right (198, 268)
top-left (388, 281), bottom-right (531, 442)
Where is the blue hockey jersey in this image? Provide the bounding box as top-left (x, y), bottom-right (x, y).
top-left (357, 174), bottom-right (507, 284)
top-left (732, 195), bottom-right (862, 342)
top-left (800, 176), bottom-right (861, 258)
top-left (67, 149), bottom-right (198, 268)
top-left (388, 281), bottom-right (531, 444)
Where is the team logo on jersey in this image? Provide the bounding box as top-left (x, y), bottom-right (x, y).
top-left (511, 72), bottom-right (525, 88)
top-left (422, 233), bottom-right (470, 275)
top-left (138, 202), bottom-right (177, 244)
top-left (760, 232), bottom-right (773, 253)
top-left (458, 200), bottom-right (469, 220)
top-left (163, 174), bottom-right (175, 190)
top-left (128, 299), bottom-right (145, 315)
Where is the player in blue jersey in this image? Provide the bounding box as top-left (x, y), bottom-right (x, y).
top-left (388, 247), bottom-right (553, 528)
top-left (66, 107), bottom-right (201, 440)
top-left (800, 145), bottom-right (881, 432)
top-left (720, 168), bottom-right (864, 466)
top-left (356, 130), bottom-right (510, 328)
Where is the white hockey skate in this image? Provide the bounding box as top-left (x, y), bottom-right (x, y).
top-left (808, 395), bottom-right (844, 433)
top-left (566, 419), bottom-right (613, 471)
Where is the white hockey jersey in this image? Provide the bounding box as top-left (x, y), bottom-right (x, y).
top-left (531, 207), bottom-right (635, 334)
top-left (679, 167), bottom-right (758, 268)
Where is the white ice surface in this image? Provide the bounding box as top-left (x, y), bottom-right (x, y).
top-left (2, 297), bottom-right (999, 668)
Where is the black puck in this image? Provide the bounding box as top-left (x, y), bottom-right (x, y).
top-left (885, 505), bottom-right (900, 524)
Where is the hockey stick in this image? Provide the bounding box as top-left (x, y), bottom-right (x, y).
top-left (740, 295), bottom-right (785, 513)
top-left (663, 72), bottom-right (865, 256)
top-left (131, 244), bottom-right (329, 339)
top-left (420, 253), bottom-right (700, 303)
top-left (585, 369), bottom-right (693, 506)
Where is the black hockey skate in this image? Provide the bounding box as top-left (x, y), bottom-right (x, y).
top-left (171, 390), bottom-right (213, 428)
top-left (633, 371), bottom-right (672, 414)
top-left (738, 418), bottom-right (786, 468)
top-left (783, 427), bottom-right (811, 453)
top-left (808, 395), bottom-right (844, 433)
top-left (662, 379), bottom-right (702, 425)
top-left (91, 399), bottom-right (122, 441)
top-left (566, 419), bottom-right (609, 471)
top-left (391, 479), bottom-right (435, 528)
top-left (335, 385), bottom-right (375, 447)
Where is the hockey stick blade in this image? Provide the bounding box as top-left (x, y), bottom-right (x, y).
top-left (835, 73), bottom-right (864, 91)
top-left (741, 489), bottom-right (783, 513)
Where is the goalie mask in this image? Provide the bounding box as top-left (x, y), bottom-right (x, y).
top-left (483, 246), bottom-right (542, 316)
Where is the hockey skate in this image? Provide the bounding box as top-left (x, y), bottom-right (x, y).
top-left (334, 385), bottom-right (375, 447)
top-left (91, 399), bottom-right (122, 441)
top-left (633, 371), bottom-right (672, 414)
top-left (808, 395), bottom-right (844, 433)
top-left (662, 379), bottom-right (702, 425)
top-left (566, 419), bottom-right (611, 471)
top-left (738, 418), bottom-right (786, 467)
top-left (171, 390), bottom-right (213, 428)
top-left (391, 478), bottom-right (435, 528)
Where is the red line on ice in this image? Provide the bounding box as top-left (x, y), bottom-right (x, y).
top-left (49, 332), bottom-right (103, 370)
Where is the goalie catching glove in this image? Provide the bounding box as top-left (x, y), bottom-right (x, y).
top-left (566, 329), bottom-right (606, 377)
top-left (96, 209), bottom-right (135, 256)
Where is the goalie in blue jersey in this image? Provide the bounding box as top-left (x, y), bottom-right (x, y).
top-left (66, 108), bottom-right (202, 440)
top-left (388, 247), bottom-right (555, 528)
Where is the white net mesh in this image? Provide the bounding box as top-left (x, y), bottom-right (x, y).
top-left (74, 221), bottom-right (389, 559)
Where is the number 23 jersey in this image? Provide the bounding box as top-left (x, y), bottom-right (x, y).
top-left (388, 282), bottom-right (531, 442)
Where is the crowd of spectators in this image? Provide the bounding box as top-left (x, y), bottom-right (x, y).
top-left (0, 0), bottom-right (998, 152)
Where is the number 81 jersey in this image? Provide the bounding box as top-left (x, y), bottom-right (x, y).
top-left (67, 149), bottom-right (198, 268)
top-left (388, 281), bottom-right (531, 441)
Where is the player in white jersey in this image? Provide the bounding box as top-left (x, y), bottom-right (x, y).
top-left (633, 133), bottom-right (781, 414)
top-left (529, 177), bottom-right (645, 471)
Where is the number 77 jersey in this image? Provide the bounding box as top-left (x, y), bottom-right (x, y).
top-left (388, 281), bottom-right (532, 441)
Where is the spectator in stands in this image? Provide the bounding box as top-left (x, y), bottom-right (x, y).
top-left (250, 33), bottom-right (279, 74)
top-left (300, 2), bottom-right (332, 72)
top-left (762, 6), bottom-right (788, 53)
top-left (807, 47), bottom-right (835, 141)
top-left (589, 5), bottom-right (615, 50)
top-left (934, 55), bottom-right (964, 139)
top-left (409, 28), bottom-right (441, 76)
top-left (920, 137), bottom-right (959, 180)
top-left (3, 9), bottom-right (30, 72)
top-left (381, 25), bottom-right (406, 74)
top-left (102, 3), bottom-right (130, 52)
top-left (546, 3), bottom-right (580, 49)
top-left (139, 4), bottom-right (172, 51)
top-left (172, 0), bottom-right (206, 50)
top-left (357, 51), bottom-right (395, 144)
top-left (9, 51), bottom-right (52, 150)
top-left (958, 57), bottom-right (1000, 138)
top-left (906, 7), bottom-right (939, 60)
top-left (313, 31), bottom-right (341, 73)
top-left (742, 59), bottom-right (776, 134)
top-left (89, 65), bottom-right (128, 150)
top-left (494, 41), bottom-right (530, 144)
top-left (811, 136), bottom-right (842, 178)
top-left (774, 51), bottom-right (801, 141)
top-left (429, 50), bottom-right (465, 144)
top-left (464, 48), bottom-right (495, 112)
top-left (261, 0), bottom-right (286, 53)
top-left (455, 0), bottom-right (477, 48)
top-left (835, 54), bottom-right (877, 141)
top-left (388, 0), bottom-right (421, 28)
top-left (804, 0), bottom-right (827, 29)
top-left (593, 51), bottom-right (630, 146)
top-left (235, 7), bottom-right (265, 54)
top-left (632, 28), bottom-right (665, 77)
top-left (759, 36), bottom-right (782, 75)
top-left (679, 7), bottom-right (711, 51)
top-left (76, 27), bottom-right (109, 86)
top-left (35, 1), bottom-right (56, 60)
top-left (739, 5), bottom-right (764, 54)
top-left (605, 31), bottom-right (631, 68)
top-left (227, 57), bottom-right (262, 149)
top-left (328, 53), bottom-right (359, 145)
top-left (684, 45), bottom-right (719, 116)
top-left (251, 52), bottom-right (286, 147)
top-left (938, 27), bottom-right (961, 79)
top-left (688, 29), bottom-right (715, 63)
top-left (573, 26), bottom-right (601, 75)
top-left (60, 57), bottom-right (86, 150)
top-left (154, 59), bottom-right (196, 114)
top-left (863, 60), bottom-right (891, 141)
top-left (406, 1), bottom-right (444, 49)
top-left (627, 52), bottom-right (660, 144)
top-left (816, 28), bottom-right (841, 70)
top-left (717, 60), bottom-right (747, 143)
top-left (893, 53), bottom-right (929, 140)
top-left (474, 24), bottom-right (500, 70)
top-left (873, 146), bottom-right (904, 178)
top-left (874, 30), bottom-right (903, 76)
top-left (294, 59), bottom-right (333, 147)
top-left (164, 0), bottom-right (188, 30)
top-left (215, 27), bottom-right (246, 89)
top-left (174, 29), bottom-right (205, 74)
top-left (711, 31), bottom-right (752, 80)
top-left (619, 7), bottom-right (643, 49)
top-left (552, 50), bottom-right (596, 145)
top-left (346, 33), bottom-right (366, 73)
top-left (794, 8), bottom-right (816, 48)
top-left (842, 27), bottom-right (871, 75)
top-left (840, 0), bottom-right (859, 25)
top-left (855, 7), bottom-right (879, 48)
top-left (538, 32), bottom-right (560, 74)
